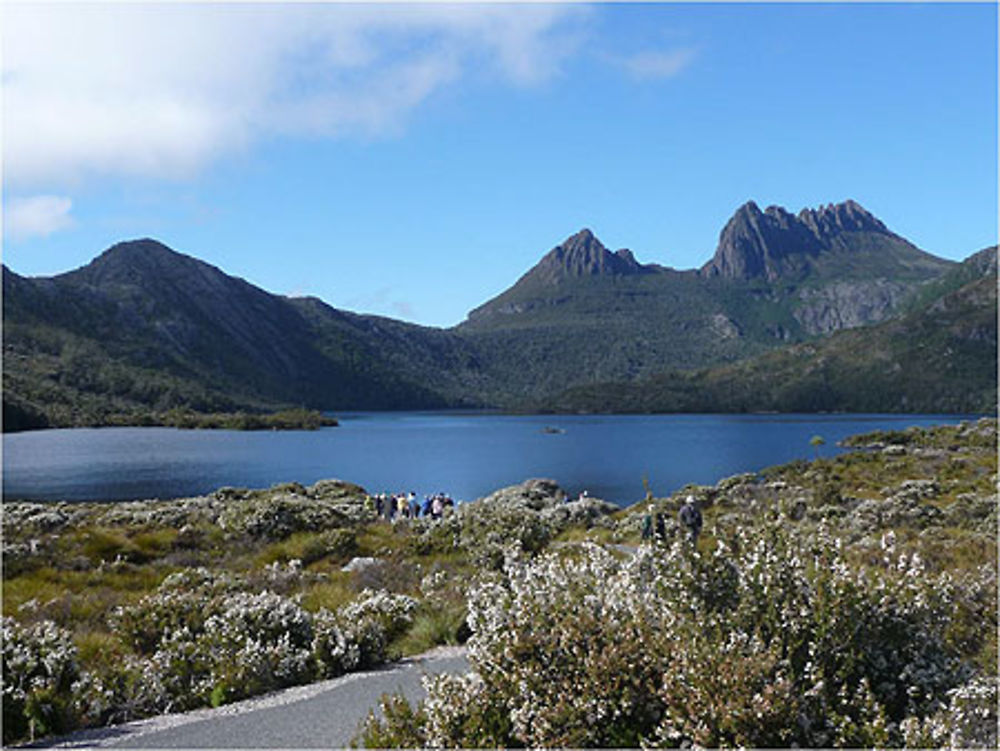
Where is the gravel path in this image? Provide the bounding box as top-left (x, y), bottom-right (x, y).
top-left (39, 647), bottom-right (469, 749)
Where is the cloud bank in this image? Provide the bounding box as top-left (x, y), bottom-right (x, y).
top-left (3, 4), bottom-right (587, 187)
top-left (618, 47), bottom-right (698, 80)
top-left (5, 195), bottom-right (74, 240)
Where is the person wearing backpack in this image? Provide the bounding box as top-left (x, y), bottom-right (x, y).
top-left (678, 495), bottom-right (702, 543)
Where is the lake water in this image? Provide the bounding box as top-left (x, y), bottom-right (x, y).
top-left (1, 412), bottom-right (976, 507)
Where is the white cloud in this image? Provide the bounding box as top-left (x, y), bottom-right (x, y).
top-left (5, 195), bottom-right (74, 239)
top-left (619, 47), bottom-right (698, 81)
top-left (2, 4), bottom-right (586, 187)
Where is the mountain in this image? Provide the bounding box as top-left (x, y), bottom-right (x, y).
top-left (457, 200), bottom-right (955, 399)
top-left (547, 246), bottom-right (997, 414)
top-left (2, 240), bottom-right (492, 430)
top-left (2, 201), bottom-right (990, 431)
top-left (700, 199), bottom-right (946, 281)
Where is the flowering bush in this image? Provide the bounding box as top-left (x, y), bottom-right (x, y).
top-left (107, 573), bottom-right (410, 712)
top-left (311, 608), bottom-right (361, 678)
top-left (1, 617), bottom-right (81, 743)
top-left (901, 675), bottom-right (998, 748)
top-left (217, 493), bottom-right (350, 541)
top-left (362, 519), bottom-right (991, 748)
top-left (448, 479), bottom-right (615, 569)
top-left (111, 568), bottom-right (237, 654)
top-left (339, 589), bottom-right (417, 667)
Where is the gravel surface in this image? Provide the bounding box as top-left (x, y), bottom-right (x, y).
top-left (37, 647), bottom-right (469, 749)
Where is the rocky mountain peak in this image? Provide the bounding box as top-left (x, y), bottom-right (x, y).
top-left (702, 199), bottom-right (897, 281)
top-left (614, 248), bottom-right (641, 267)
top-left (798, 199), bottom-right (889, 238)
top-left (63, 238), bottom-right (224, 290)
top-left (529, 229), bottom-right (647, 282)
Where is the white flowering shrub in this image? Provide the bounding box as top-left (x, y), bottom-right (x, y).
top-left (102, 573), bottom-right (415, 718)
top-left (362, 520), bottom-right (989, 748)
top-left (340, 589), bottom-right (417, 641)
top-left (1, 617), bottom-right (81, 743)
top-left (199, 591), bottom-right (316, 704)
top-left (311, 608), bottom-right (361, 678)
top-left (458, 503), bottom-right (555, 569)
top-left (338, 589), bottom-right (417, 668)
top-left (111, 568), bottom-right (236, 654)
top-left (902, 675), bottom-right (998, 749)
top-left (218, 493), bottom-right (350, 541)
top-left (73, 653), bottom-right (169, 726)
top-left (111, 572), bottom-right (319, 708)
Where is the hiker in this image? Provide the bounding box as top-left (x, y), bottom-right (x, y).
top-left (422, 495), bottom-right (434, 517)
top-left (679, 496), bottom-right (702, 543)
top-left (641, 507), bottom-right (653, 541)
top-left (654, 512), bottom-right (666, 541)
top-left (431, 495), bottom-right (443, 519)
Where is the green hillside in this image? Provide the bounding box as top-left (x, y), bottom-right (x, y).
top-left (547, 248), bottom-right (997, 415)
top-left (2, 202), bottom-right (992, 431)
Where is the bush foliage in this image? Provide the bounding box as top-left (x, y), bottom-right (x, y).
top-left (361, 521), bottom-right (996, 748)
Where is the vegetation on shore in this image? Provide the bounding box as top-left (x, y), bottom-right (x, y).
top-left (2, 419), bottom-right (995, 747)
top-left (110, 407), bottom-right (339, 430)
top-left (3, 396), bottom-right (337, 432)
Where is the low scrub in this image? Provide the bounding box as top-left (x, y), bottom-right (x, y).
top-left (1, 574), bottom-right (414, 744)
top-left (359, 521), bottom-right (996, 748)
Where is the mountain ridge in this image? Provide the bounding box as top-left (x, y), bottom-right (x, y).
top-left (546, 245), bottom-right (998, 414)
top-left (3, 201), bottom-right (992, 431)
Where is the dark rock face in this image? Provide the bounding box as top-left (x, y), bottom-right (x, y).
top-left (797, 199), bottom-right (890, 238)
top-left (702, 199), bottom-right (896, 281)
top-left (530, 229), bottom-right (649, 283)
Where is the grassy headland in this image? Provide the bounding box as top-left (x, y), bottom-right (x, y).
top-left (2, 419), bottom-right (995, 747)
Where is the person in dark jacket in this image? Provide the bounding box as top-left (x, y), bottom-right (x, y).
top-left (641, 507), bottom-right (653, 541)
top-left (678, 495), bottom-right (702, 543)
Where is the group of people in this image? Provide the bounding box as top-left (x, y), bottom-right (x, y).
top-left (642, 495), bottom-right (703, 544)
top-left (370, 491), bottom-right (455, 521)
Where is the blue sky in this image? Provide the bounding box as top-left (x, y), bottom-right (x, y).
top-left (3, 2), bottom-right (997, 328)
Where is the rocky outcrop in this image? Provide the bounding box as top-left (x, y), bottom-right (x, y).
top-left (701, 199), bottom-right (903, 281)
top-left (523, 229), bottom-right (650, 284)
top-left (792, 279), bottom-right (911, 334)
top-left (701, 201), bottom-right (824, 281)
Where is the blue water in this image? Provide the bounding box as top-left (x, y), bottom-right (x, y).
top-left (1, 413), bottom-right (976, 506)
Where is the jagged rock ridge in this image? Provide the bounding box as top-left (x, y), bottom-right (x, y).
top-left (701, 199), bottom-right (901, 281)
top-left (519, 229), bottom-right (649, 284)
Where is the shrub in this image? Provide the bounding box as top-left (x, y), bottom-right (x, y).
top-left (355, 693), bottom-right (428, 749)
top-left (1, 617), bottom-right (81, 744)
top-left (340, 588), bottom-right (417, 648)
top-left (199, 591), bottom-right (316, 704)
top-left (218, 494), bottom-right (349, 541)
top-left (457, 503), bottom-right (554, 569)
top-left (360, 520), bottom-right (988, 748)
top-left (312, 608), bottom-right (361, 678)
top-left (74, 653), bottom-right (169, 725)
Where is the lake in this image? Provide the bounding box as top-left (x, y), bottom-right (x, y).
top-left (1, 412), bottom-right (976, 507)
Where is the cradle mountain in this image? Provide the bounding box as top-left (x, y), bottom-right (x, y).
top-left (3, 199), bottom-right (996, 430)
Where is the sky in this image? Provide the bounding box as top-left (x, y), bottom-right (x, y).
top-left (2, 2), bottom-right (997, 328)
